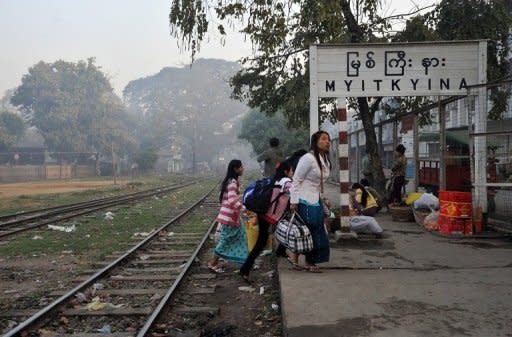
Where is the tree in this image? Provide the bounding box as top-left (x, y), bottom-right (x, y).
top-left (393, 1), bottom-right (511, 119)
top-left (238, 109), bottom-right (309, 156)
top-left (123, 59), bottom-right (249, 169)
top-left (11, 58), bottom-right (137, 162)
top-left (0, 111), bottom-right (25, 151)
top-left (134, 141), bottom-right (159, 171)
top-left (169, 0), bottom-right (396, 192)
top-left (434, 0), bottom-right (511, 120)
top-left (169, 0), bottom-right (512, 193)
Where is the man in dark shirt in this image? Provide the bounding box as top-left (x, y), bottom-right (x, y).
top-left (257, 137), bottom-right (284, 178)
top-left (390, 144), bottom-right (407, 205)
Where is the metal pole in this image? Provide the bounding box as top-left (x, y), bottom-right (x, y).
top-left (393, 120), bottom-right (398, 149)
top-left (111, 141), bottom-right (116, 185)
top-left (439, 97), bottom-right (446, 191)
top-left (474, 41), bottom-right (488, 229)
top-left (192, 118), bottom-right (197, 175)
top-left (355, 130), bottom-right (360, 183)
top-left (413, 114), bottom-right (419, 190)
top-left (309, 45), bottom-right (319, 136)
top-left (378, 124), bottom-right (383, 159)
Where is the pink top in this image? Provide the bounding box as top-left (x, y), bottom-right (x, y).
top-left (262, 177), bottom-right (292, 225)
top-left (216, 178), bottom-right (243, 227)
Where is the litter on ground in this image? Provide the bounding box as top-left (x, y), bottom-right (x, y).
top-left (47, 224), bottom-right (76, 232)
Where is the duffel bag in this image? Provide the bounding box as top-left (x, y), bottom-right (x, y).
top-left (275, 213), bottom-right (314, 254)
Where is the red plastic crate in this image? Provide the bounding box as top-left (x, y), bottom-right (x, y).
top-left (438, 215), bottom-right (465, 236)
top-left (439, 222), bottom-right (450, 235)
top-left (450, 191), bottom-right (472, 203)
top-left (439, 201), bottom-right (472, 217)
top-left (464, 219), bottom-right (473, 235)
top-left (438, 190), bottom-right (450, 201)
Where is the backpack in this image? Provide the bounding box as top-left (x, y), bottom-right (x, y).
top-left (243, 178), bottom-right (284, 213)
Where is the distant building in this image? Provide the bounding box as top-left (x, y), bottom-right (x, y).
top-left (10, 126), bottom-right (46, 165)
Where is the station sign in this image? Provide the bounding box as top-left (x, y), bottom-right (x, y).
top-left (310, 41), bottom-right (484, 97)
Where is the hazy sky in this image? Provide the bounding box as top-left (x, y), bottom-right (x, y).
top-left (0, 0), bottom-right (435, 97)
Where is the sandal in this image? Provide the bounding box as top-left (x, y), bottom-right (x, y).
top-left (207, 264), bottom-right (225, 274)
top-left (286, 257), bottom-right (304, 271)
top-left (304, 265), bottom-right (322, 273)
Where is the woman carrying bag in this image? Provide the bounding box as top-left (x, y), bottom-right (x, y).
top-left (240, 161), bottom-right (294, 282)
top-left (290, 131), bottom-right (331, 273)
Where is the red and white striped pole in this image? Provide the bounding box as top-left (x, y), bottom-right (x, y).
top-left (338, 99), bottom-right (351, 232)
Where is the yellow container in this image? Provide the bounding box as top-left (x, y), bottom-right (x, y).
top-left (246, 214), bottom-right (273, 251)
top-left (405, 192), bottom-right (423, 205)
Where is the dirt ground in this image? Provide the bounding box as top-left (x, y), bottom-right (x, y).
top-left (164, 241), bottom-right (283, 337)
top-left (0, 255), bottom-right (84, 304)
top-left (0, 180), bottom-right (283, 336)
top-left (0, 180), bottom-right (125, 199)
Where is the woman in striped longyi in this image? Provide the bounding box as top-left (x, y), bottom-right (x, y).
top-left (207, 159), bottom-right (248, 273)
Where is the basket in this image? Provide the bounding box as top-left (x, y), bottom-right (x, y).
top-left (412, 208), bottom-right (430, 227)
top-left (389, 205), bottom-right (414, 222)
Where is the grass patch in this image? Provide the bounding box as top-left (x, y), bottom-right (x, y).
top-left (0, 175), bottom-right (207, 215)
top-left (0, 180), bottom-right (217, 259)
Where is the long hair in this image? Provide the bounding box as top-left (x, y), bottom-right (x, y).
top-left (219, 159), bottom-right (242, 203)
top-left (273, 161), bottom-right (292, 182)
top-left (360, 178), bottom-right (371, 187)
top-left (396, 144), bottom-right (406, 154)
top-left (287, 149), bottom-right (307, 171)
top-left (310, 130), bottom-right (332, 171)
top-left (352, 182), bottom-right (368, 207)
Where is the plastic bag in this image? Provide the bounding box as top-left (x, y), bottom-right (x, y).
top-left (414, 193), bottom-right (439, 210)
top-left (424, 209), bottom-right (439, 231)
top-left (405, 192), bottom-right (423, 205)
top-left (246, 216), bottom-right (272, 252)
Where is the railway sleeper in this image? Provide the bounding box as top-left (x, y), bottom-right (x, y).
top-left (43, 333), bottom-right (134, 337)
top-left (49, 288), bottom-right (167, 296)
top-left (73, 274), bottom-right (177, 282)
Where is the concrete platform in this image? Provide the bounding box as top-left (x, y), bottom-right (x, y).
top-left (278, 184), bottom-right (512, 337)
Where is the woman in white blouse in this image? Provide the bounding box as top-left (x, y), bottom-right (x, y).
top-left (290, 130), bottom-right (331, 272)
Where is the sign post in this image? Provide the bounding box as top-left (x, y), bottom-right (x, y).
top-left (309, 41), bottom-right (487, 234)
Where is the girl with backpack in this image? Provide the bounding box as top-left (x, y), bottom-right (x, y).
top-left (207, 159), bottom-right (248, 273)
top-left (239, 161), bottom-right (294, 282)
top-left (290, 131), bottom-right (331, 273)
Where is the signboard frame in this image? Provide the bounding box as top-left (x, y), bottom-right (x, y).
top-left (308, 40), bottom-right (488, 231)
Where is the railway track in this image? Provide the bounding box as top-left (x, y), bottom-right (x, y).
top-left (1, 184), bottom-right (221, 337)
top-left (0, 181), bottom-right (198, 240)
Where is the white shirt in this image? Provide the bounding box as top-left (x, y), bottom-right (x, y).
top-left (290, 152), bottom-right (330, 204)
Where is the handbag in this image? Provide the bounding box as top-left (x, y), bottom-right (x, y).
top-left (275, 213), bottom-right (314, 254)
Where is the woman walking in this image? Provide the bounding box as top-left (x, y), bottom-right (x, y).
top-left (240, 161), bottom-right (294, 282)
top-left (290, 131), bottom-right (331, 273)
top-left (207, 159), bottom-right (248, 273)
